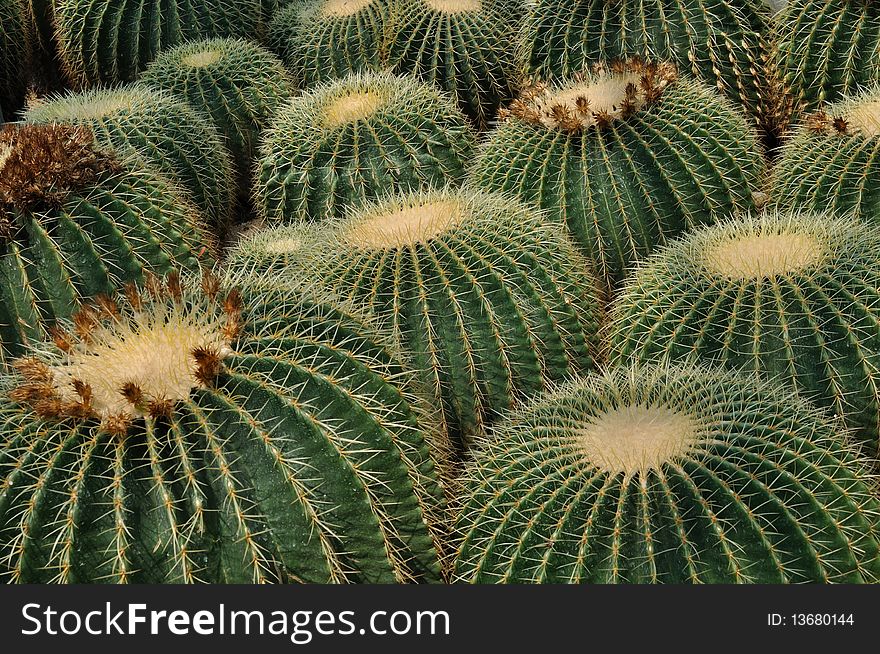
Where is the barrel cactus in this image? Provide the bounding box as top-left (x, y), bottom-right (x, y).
top-left (230, 188), bottom-right (603, 447)
top-left (454, 365), bottom-right (880, 583)
top-left (387, 0), bottom-right (525, 129)
top-left (609, 211), bottom-right (880, 453)
top-left (469, 59), bottom-right (764, 291)
top-left (772, 87), bottom-right (880, 219)
top-left (519, 0), bottom-right (771, 129)
top-left (142, 38), bottom-right (294, 197)
top-left (268, 0), bottom-right (392, 87)
top-left (0, 123), bottom-right (212, 363)
top-left (53, 0), bottom-right (269, 87)
top-left (0, 0), bottom-right (28, 122)
top-left (255, 72), bottom-right (476, 225)
top-left (25, 86), bottom-right (235, 231)
top-left (0, 270), bottom-right (446, 583)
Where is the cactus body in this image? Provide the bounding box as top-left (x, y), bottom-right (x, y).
top-left (387, 0), bottom-right (525, 129)
top-left (0, 272), bottom-right (445, 583)
top-left (772, 88), bottom-right (880, 219)
top-left (142, 39), bottom-right (294, 196)
top-left (53, 0), bottom-right (269, 87)
top-left (454, 365), bottom-right (880, 583)
top-left (0, 124), bottom-right (212, 363)
top-left (255, 72), bottom-right (475, 225)
top-left (609, 211), bottom-right (880, 453)
top-left (25, 86), bottom-right (235, 231)
top-left (469, 61), bottom-right (764, 291)
top-left (230, 189), bottom-right (603, 447)
top-left (520, 0), bottom-right (770, 128)
top-left (269, 0), bottom-right (392, 87)
top-left (0, 0), bottom-right (28, 121)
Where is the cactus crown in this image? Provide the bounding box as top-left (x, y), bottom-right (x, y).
top-left (323, 89), bottom-right (388, 127)
top-left (180, 49), bottom-right (223, 68)
top-left (0, 124), bottom-right (120, 216)
top-left (505, 58), bottom-right (678, 133)
top-left (425, 0), bottom-right (481, 12)
top-left (9, 270), bottom-right (242, 435)
top-left (344, 197), bottom-right (463, 248)
top-left (806, 88), bottom-right (880, 138)
top-left (321, 0), bottom-right (375, 16)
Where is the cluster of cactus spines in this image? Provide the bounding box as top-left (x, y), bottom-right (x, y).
top-left (269, 0), bottom-right (392, 87)
top-left (453, 364), bottom-right (880, 584)
top-left (609, 210), bottom-right (880, 453)
top-left (255, 72), bottom-right (476, 225)
top-left (52, 0), bottom-right (270, 87)
top-left (772, 87), bottom-right (880, 219)
top-left (142, 38), bottom-right (295, 197)
top-left (386, 0), bottom-right (525, 129)
top-left (24, 86), bottom-right (235, 232)
top-left (0, 0), bottom-right (28, 121)
top-left (519, 0), bottom-right (771, 130)
top-left (232, 188), bottom-right (604, 447)
top-left (0, 124), bottom-right (212, 363)
top-left (469, 59), bottom-right (765, 291)
top-left (0, 270), bottom-right (447, 583)
top-left (774, 0), bottom-right (880, 125)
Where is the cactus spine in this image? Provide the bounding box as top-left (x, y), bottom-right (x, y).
top-left (0, 271), bottom-right (445, 583)
top-left (454, 365), bottom-right (880, 583)
top-left (0, 0), bottom-right (28, 121)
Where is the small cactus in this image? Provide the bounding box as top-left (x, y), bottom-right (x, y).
top-left (24, 86), bottom-right (235, 231)
top-left (454, 365), bottom-right (880, 583)
top-left (609, 210), bottom-right (880, 453)
top-left (255, 72), bottom-right (476, 225)
top-left (0, 124), bottom-right (212, 363)
top-left (229, 188), bottom-right (603, 447)
top-left (0, 271), bottom-right (446, 583)
top-left (469, 59), bottom-right (764, 291)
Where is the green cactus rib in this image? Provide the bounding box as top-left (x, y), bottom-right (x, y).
top-left (520, 0), bottom-right (771, 128)
top-left (268, 0), bottom-right (393, 87)
top-left (0, 0), bottom-right (28, 120)
top-left (229, 188), bottom-right (603, 448)
top-left (469, 68), bottom-right (764, 291)
top-left (53, 0), bottom-right (270, 87)
top-left (772, 88), bottom-right (880, 219)
top-left (24, 86), bottom-right (235, 231)
top-left (0, 274), bottom-right (446, 583)
top-left (609, 210), bottom-right (880, 453)
top-left (142, 38), bottom-right (294, 197)
top-left (454, 364), bottom-right (880, 584)
top-left (255, 72), bottom-right (476, 225)
top-left (387, 0), bottom-right (525, 129)
top-left (775, 0), bottom-right (880, 123)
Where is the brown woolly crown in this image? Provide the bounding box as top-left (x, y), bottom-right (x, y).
top-left (502, 58), bottom-right (678, 133)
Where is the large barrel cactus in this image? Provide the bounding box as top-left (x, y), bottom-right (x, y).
top-left (0, 0), bottom-right (28, 121)
top-left (772, 87), bottom-right (880, 219)
top-left (53, 0), bottom-right (270, 87)
top-left (519, 0), bottom-right (771, 129)
top-left (268, 0), bottom-right (392, 86)
top-left (0, 271), bottom-right (446, 583)
top-left (25, 86), bottom-right (235, 231)
top-left (469, 59), bottom-right (764, 291)
top-left (0, 124), bottom-right (212, 363)
top-left (454, 365), bottom-right (880, 583)
top-left (609, 211), bottom-right (880, 453)
top-left (255, 72), bottom-right (476, 225)
top-left (387, 0), bottom-right (525, 129)
top-left (230, 188), bottom-right (603, 447)
top-left (142, 38), bottom-right (294, 196)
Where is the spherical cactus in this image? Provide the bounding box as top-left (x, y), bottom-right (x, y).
top-left (229, 188), bottom-right (603, 447)
top-left (609, 211), bottom-right (880, 454)
top-left (468, 60), bottom-right (764, 291)
top-left (141, 38), bottom-right (295, 197)
top-left (0, 124), bottom-right (212, 364)
top-left (519, 0), bottom-right (771, 129)
top-left (255, 72), bottom-right (476, 225)
top-left (0, 0), bottom-right (28, 121)
top-left (386, 0), bottom-right (525, 129)
top-left (0, 270), bottom-right (446, 583)
top-left (52, 0), bottom-right (270, 87)
top-left (775, 0), bottom-right (880, 123)
top-left (24, 86), bottom-right (235, 231)
top-left (268, 0), bottom-right (392, 87)
top-left (453, 365), bottom-right (880, 584)
top-left (772, 88), bottom-right (880, 219)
